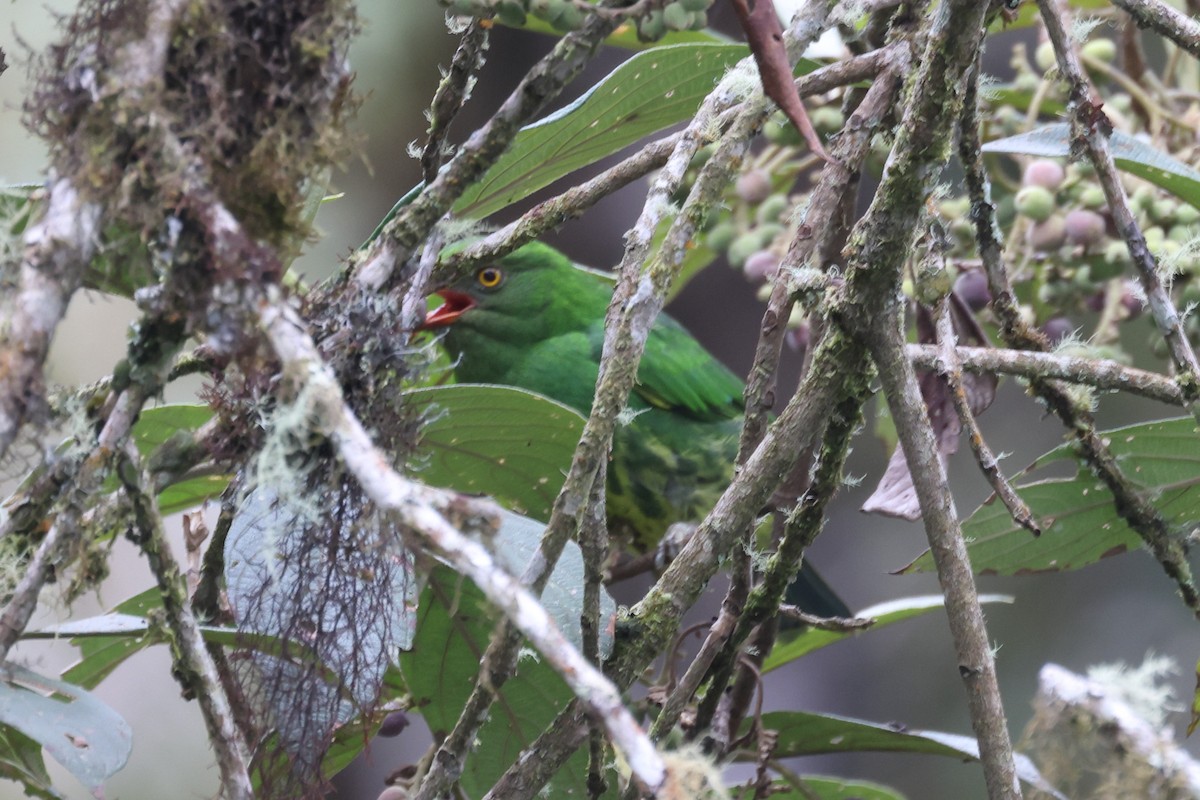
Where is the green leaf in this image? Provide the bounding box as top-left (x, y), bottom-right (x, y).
top-left (763, 594), bottom-right (1013, 673)
top-left (746, 711), bottom-right (1064, 798)
top-left (453, 44), bottom-right (818, 219)
top-left (982, 124), bottom-right (1200, 209)
top-left (984, 85), bottom-right (1065, 117)
top-left (131, 404), bottom-right (213, 455)
top-left (0, 663), bottom-right (132, 794)
top-left (990, 0), bottom-right (1107, 30)
top-left (401, 509), bottom-right (617, 799)
top-left (156, 474), bottom-right (230, 514)
top-left (49, 589), bottom-right (167, 689)
top-left (510, 15), bottom-right (730, 50)
top-left (902, 417), bottom-right (1200, 575)
top-left (408, 384), bottom-right (585, 522)
top-left (131, 404), bottom-right (229, 513)
top-left (0, 725), bottom-right (61, 800)
top-left (732, 776), bottom-right (905, 800)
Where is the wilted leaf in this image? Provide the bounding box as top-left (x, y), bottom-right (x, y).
top-left (0, 663), bottom-right (131, 795)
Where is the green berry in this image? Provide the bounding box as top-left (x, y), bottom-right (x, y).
top-left (1081, 38), bottom-right (1117, 64)
top-left (1144, 226), bottom-right (1166, 250)
top-left (811, 107), bottom-right (844, 134)
top-left (1131, 186), bottom-right (1155, 213)
top-left (1035, 41), bottom-right (1057, 72)
top-left (496, 0), bottom-right (527, 25)
top-left (727, 231), bottom-right (762, 268)
top-left (1150, 199), bottom-right (1177, 225)
top-left (550, 2), bottom-right (584, 30)
top-left (705, 221), bottom-right (736, 252)
top-left (637, 9), bottom-right (665, 40)
top-left (1175, 204), bottom-right (1200, 225)
top-left (1078, 185), bottom-right (1106, 209)
top-left (1015, 185), bottom-right (1056, 222)
top-left (1168, 224), bottom-right (1197, 244)
top-left (663, 2), bottom-right (691, 31)
top-left (756, 194), bottom-right (790, 225)
top-left (755, 223), bottom-right (784, 248)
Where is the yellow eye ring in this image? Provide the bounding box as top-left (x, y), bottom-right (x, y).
top-left (477, 267), bottom-right (504, 288)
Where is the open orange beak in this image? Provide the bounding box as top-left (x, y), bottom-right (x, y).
top-left (418, 289), bottom-right (476, 330)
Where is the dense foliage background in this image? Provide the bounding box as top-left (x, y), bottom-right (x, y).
top-left (1, 1), bottom-right (1198, 799)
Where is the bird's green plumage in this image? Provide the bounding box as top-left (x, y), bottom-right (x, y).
top-left (427, 242), bottom-right (742, 550)
top-left (424, 242), bottom-right (846, 617)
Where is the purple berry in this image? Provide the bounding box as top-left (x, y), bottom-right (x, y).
top-left (1064, 209), bottom-right (1106, 247)
top-left (1022, 160), bottom-right (1065, 191)
top-left (954, 270), bottom-right (991, 312)
top-left (1041, 316), bottom-right (1073, 344)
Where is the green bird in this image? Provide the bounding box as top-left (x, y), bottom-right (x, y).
top-left (420, 241), bottom-right (846, 617)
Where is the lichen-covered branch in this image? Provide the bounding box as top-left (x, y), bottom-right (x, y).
top-left (1110, 0), bottom-right (1200, 59)
top-left (835, 0), bottom-right (1022, 794)
top-left (906, 343), bottom-right (1186, 406)
top-left (117, 444), bottom-right (253, 800)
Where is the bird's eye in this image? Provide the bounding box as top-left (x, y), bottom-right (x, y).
top-left (477, 267), bottom-right (504, 288)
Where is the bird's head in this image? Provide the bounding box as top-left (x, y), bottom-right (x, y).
top-left (418, 242), bottom-right (609, 338)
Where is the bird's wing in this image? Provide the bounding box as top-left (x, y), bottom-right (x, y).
top-left (627, 314), bottom-right (745, 423)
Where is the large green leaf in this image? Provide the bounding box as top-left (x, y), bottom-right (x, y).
top-left (982, 123), bottom-right (1200, 209)
top-left (0, 663), bottom-right (131, 795)
top-left (401, 509), bottom-right (617, 799)
top-left (763, 594), bottom-right (1013, 673)
top-left (453, 43), bottom-right (806, 219)
top-left (408, 384), bottom-right (585, 522)
top-left (747, 711), bottom-right (1063, 798)
top-left (902, 417), bottom-right (1200, 575)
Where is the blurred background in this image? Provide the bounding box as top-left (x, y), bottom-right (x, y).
top-left (1, 2), bottom-right (1196, 799)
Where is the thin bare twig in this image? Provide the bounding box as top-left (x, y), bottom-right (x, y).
top-left (350, 2), bottom-right (636, 293)
top-left (933, 300), bottom-right (1040, 535)
top-left (421, 20), bottom-right (488, 184)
